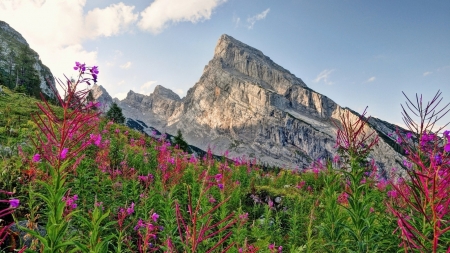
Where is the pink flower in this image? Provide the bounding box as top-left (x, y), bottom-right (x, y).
top-left (90, 134), bottom-right (102, 147)
top-left (268, 244), bottom-right (275, 250)
top-left (387, 190), bottom-right (398, 198)
top-left (134, 219), bottom-right (145, 231)
top-left (445, 143), bottom-right (450, 152)
top-left (60, 148), bottom-right (68, 160)
top-left (74, 61), bottom-right (86, 71)
top-left (9, 199), bottom-right (19, 208)
top-left (151, 212), bottom-right (159, 222)
top-left (32, 153), bottom-right (41, 162)
top-left (127, 202), bottom-right (135, 215)
top-left (239, 213), bottom-right (249, 221)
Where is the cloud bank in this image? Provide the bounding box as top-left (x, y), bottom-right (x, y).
top-left (0, 0), bottom-right (138, 78)
top-left (138, 0), bottom-right (227, 34)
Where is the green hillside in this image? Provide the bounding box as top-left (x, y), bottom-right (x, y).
top-left (0, 80), bottom-right (449, 253)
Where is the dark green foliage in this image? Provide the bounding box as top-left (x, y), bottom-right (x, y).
top-left (106, 102), bottom-right (125, 124)
top-left (173, 129), bottom-right (189, 152)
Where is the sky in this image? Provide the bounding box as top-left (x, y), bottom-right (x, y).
top-left (1, 0), bottom-right (450, 128)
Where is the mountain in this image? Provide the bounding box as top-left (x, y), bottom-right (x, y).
top-left (0, 20), bottom-right (56, 99)
top-left (95, 34), bottom-right (404, 171)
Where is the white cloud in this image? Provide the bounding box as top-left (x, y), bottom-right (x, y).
top-left (84, 3), bottom-right (138, 38)
top-left (233, 15), bottom-right (241, 27)
top-left (0, 0), bottom-right (138, 84)
top-left (138, 0), bottom-right (227, 34)
top-left (423, 71), bottom-right (432, 76)
top-left (117, 80), bottom-right (126, 86)
top-left (114, 92), bottom-right (128, 100)
top-left (139, 81), bottom-right (157, 95)
top-left (174, 88), bottom-right (185, 97)
top-left (366, 76), bottom-right (376, 83)
top-left (120, 62), bottom-right (132, 69)
top-left (313, 69), bottom-right (335, 85)
top-left (247, 8), bottom-right (270, 29)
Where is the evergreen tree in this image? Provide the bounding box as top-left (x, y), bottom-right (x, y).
top-left (16, 44), bottom-right (40, 97)
top-left (173, 129), bottom-right (189, 153)
top-left (106, 102), bottom-right (125, 124)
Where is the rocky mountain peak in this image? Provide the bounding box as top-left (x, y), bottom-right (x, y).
top-left (0, 21), bottom-right (28, 46)
top-left (0, 20), bottom-right (56, 99)
top-left (94, 34), bottom-right (404, 172)
top-left (153, 85), bottom-right (181, 100)
top-left (89, 84), bottom-right (113, 112)
top-left (209, 34), bottom-right (307, 96)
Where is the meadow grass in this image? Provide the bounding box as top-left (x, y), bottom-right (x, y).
top-left (0, 66), bottom-right (449, 253)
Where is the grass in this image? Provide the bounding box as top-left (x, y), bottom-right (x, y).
top-left (0, 78), bottom-right (449, 253)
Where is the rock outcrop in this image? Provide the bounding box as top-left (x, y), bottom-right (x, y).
top-left (96, 34), bottom-right (405, 171)
top-left (89, 84), bottom-right (114, 112)
top-left (0, 20), bottom-right (56, 99)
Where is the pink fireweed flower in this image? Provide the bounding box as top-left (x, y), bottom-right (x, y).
top-left (337, 192), bottom-right (349, 205)
top-left (134, 219), bottom-right (145, 231)
top-left (90, 134), bottom-right (102, 147)
top-left (215, 174), bottom-right (222, 181)
top-left (32, 153), bottom-right (41, 162)
top-left (60, 148), bottom-right (68, 160)
top-left (62, 194), bottom-right (78, 209)
top-left (239, 212), bottom-right (249, 221)
top-left (296, 181), bottom-right (305, 189)
top-left (444, 130), bottom-right (450, 138)
top-left (9, 199), bottom-right (19, 208)
top-left (403, 160), bottom-right (412, 169)
top-left (278, 246), bottom-right (283, 252)
top-left (74, 61), bottom-right (86, 71)
top-left (209, 196), bottom-right (216, 203)
top-left (127, 202), bottom-right (135, 215)
top-left (217, 183), bottom-right (224, 190)
top-left (151, 212), bottom-right (159, 222)
top-left (387, 190), bottom-right (398, 198)
top-left (268, 244), bottom-right (275, 250)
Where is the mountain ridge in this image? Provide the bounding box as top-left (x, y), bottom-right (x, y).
top-left (92, 34), bottom-right (404, 171)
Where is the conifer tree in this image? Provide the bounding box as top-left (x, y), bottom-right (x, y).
top-left (106, 102), bottom-right (125, 124)
top-left (173, 129), bottom-right (189, 152)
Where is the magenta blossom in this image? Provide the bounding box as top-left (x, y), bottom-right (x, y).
top-left (74, 62), bottom-right (86, 72)
top-left (151, 212), bottom-right (159, 222)
top-left (9, 199), bottom-right (19, 208)
top-left (32, 153), bottom-right (41, 162)
top-left (60, 148), bottom-right (68, 160)
top-left (127, 202), bottom-right (135, 215)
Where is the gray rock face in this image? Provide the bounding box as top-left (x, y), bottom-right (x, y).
top-left (89, 84), bottom-right (113, 113)
top-left (0, 20), bottom-right (57, 99)
top-left (97, 34), bottom-right (404, 171)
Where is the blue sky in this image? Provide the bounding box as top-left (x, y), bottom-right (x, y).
top-left (1, 0), bottom-right (449, 128)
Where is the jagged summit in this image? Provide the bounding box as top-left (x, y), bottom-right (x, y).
top-left (210, 34), bottom-right (307, 95)
top-left (0, 20), bottom-right (56, 99)
top-left (0, 21), bottom-right (28, 46)
top-left (153, 85), bottom-right (181, 100)
top-left (92, 34), bottom-right (404, 170)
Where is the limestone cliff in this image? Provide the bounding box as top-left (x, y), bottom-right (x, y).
top-left (0, 20), bottom-right (56, 99)
top-left (97, 34), bottom-right (405, 171)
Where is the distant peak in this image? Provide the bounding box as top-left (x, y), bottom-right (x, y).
top-left (153, 85), bottom-right (181, 101)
